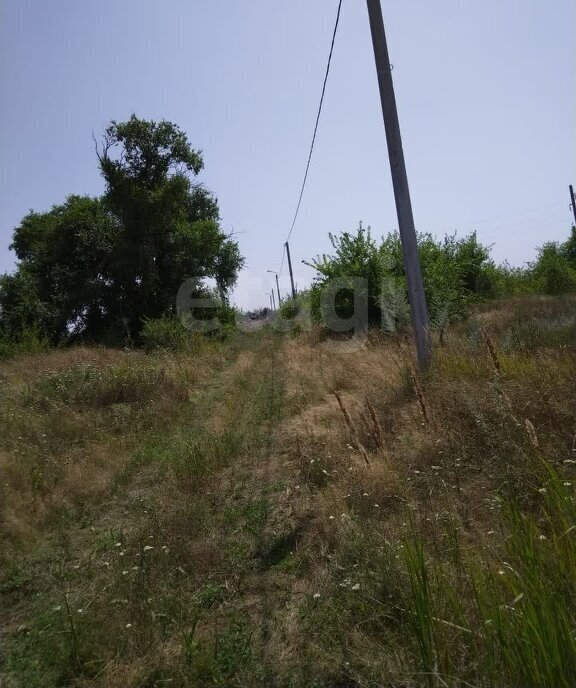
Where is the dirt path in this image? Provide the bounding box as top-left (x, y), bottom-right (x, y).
top-left (1, 329), bottom-right (394, 686)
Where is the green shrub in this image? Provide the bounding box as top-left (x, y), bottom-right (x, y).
top-left (532, 242), bottom-right (576, 295)
top-left (485, 261), bottom-right (536, 296)
top-left (305, 227), bottom-right (400, 330)
top-left (178, 287), bottom-right (239, 341)
top-left (278, 298), bottom-right (299, 320)
top-left (561, 226), bottom-right (576, 267)
top-left (0, 327), bottom-right (50, 360)
top-left (305, 226), bottom-right (497, 329)
top-left (141, 317), bottom-right (193, 352)
top-left (275, 293), bottom-right (314, 334)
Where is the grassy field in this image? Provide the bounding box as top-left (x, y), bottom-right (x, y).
top-left (1, 296), bottom-right (575, 687)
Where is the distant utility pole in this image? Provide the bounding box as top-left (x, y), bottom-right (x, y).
top-left (269, 293), bottom-right (274, 311)
top-left (271, 289), bottom-right (276, 311)
top-left (285, 242), bottom-right (297, 299)
top-left (267, 270), bottom-right (282, 306)
top-left (366, 0), bottom-right (432, 371)
top-left (275, 274), bottom-right (282, 306)
top-left (570, 185), bottom-right (576, 225)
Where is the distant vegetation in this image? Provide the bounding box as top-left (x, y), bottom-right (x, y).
top-left (0, 115), bottom-right (244, 354)
top-left (1, 116), bottom-right (575, 358)
top-left (289, 223), bottom-right (576, 332)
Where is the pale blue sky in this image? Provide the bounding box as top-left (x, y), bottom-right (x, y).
top-left (1, 0), bottom-right (575, 309)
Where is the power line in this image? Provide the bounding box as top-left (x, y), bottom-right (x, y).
top-left (424, 205), bottom-right (570, 244)
top-left (280, 0), bottom-right (343, 274)
top-left (450, 201), bottom-right (565, 230)
top-left (434, 209), bottom-right (569, 239)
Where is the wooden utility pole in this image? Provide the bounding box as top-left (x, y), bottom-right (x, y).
top-left (570, 185), bottom-right (576, 226)
top-left (275, 274), bottom-right (282, 306)
top-left (268, 270), bottom-right (282, 306)
top-left (366, 0), bottom-right (431, 371)
top-left (285, 242), bottom-right (297, 299)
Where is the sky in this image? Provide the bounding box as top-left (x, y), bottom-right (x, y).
top-left (1, 0), bottom-right (575, 310)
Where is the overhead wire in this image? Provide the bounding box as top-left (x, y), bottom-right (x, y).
top-left (279, 0), bottom-right (343, 276)
top-left (272, 0), bottom-right (569, 289)
top-left (452, 201), bottom-right (565, 230)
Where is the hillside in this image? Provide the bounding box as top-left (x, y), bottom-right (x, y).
top-left (1, 295), bottom-right (576, 687)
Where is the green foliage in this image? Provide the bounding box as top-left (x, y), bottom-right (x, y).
top-left (4, 195), bottom-right (118, 343)
top-left (561, 226), bottom-right (576, 266)
top-left (0, 326), bottom-right (49, 360)
top-left (482, 261), bottom-right (535, 296)
top-left (98, 116), bottom-right (243, 337)
top-left (304, 224), bottom-right (576, 331)
top-left (417, 232), bottom-right (487, 321)
top-left (400, 468), bottom-right (576, 688)
top-left (275, 292), bottom-right (313, 337)
top-left (487, 228), bottom-right (576, 298)
top-left (305, 227), bottom-right (403, 330)
top-left (306, 225), bottom-right (496, 328)
top-left (278, 297), bottom-right (299, 320)
top-left (141, 317), bottom-right (196, 353)
top-left (0, 269), bottom-right (53, 342)
top-left (532, 241), bottom-right (576, 295)
top-left (0, 115), bottom-right (244, 346)
top-left (182, 615), bottom-right (253, 684)
top-left (27, 363), bottom-right (183, 409)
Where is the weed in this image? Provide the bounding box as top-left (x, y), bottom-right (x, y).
top-left (2, 297), bottom-right (576, 687)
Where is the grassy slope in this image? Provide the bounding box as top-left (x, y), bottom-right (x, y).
top-left (1, 296), bottom-right (575, 687)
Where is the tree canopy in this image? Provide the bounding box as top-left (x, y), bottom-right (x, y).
top-left (0, 116), bottom-right (244, 344)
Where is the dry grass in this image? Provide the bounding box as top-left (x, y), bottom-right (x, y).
top-left (1, 297), bottom-right (576, 687)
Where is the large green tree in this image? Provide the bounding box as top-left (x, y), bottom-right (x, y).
top-left (0, 116), bottom-right (243, 344)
